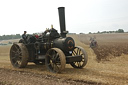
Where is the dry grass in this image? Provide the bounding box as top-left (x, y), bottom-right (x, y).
top-left (0, 45), bottom-right (11, 56)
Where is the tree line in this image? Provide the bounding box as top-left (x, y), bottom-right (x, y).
top-left (89, 29), bottom-right (125, 34)
top-left (0, 34), bottom-right (21, 40)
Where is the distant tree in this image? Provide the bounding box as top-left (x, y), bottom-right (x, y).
top-left (80, 33), bottom-right (85, 34)
top-left (97, 31), bottom-right (100, 34)
top-left (89, 32), bottom-right (92, 34)
top-left (0, 34), bottom-right (21, 40)
top-left (117, 29), bottom-right (124, 33)
top-left (109, 31), bottom-right (115, 33)
top-left (89, 29), bottom-right (125, 34)
top-left (101, 31), bottom-right (107, 33)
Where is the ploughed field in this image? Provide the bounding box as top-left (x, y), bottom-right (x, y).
top-left (78, 33), bottom-right (128, 61)
top-left (0, 34), bottom-right (128, 85)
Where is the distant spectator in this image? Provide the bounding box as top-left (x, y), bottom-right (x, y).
top-left (90, 37), bottom-right (98, 48)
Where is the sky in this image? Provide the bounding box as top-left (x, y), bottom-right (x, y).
top-left (0, 0), bottom-right (128, 35)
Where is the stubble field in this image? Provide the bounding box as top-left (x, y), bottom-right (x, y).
top-left (0, 34), bottom-right (128, 85)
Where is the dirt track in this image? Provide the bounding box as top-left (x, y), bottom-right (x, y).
top-left (0, 68), bottom-right (96, 85)
top-left (0, 59), bottom-right (103, 85)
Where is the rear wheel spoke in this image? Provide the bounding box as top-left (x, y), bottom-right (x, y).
top-left (78, 49), bottom-right (81, 55)
top-left (14, 62), bottom-right (18, 65)
top-left (12, 50), bottom-right (17, 54)
top-left (73, 50), bottom-right (77, 55)
top-left (11, 55), bottom-right (16, 59)
top-left (14, 45), bottom-right (18, 50)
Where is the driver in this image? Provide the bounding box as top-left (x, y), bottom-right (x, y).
top-left (22, 31), bottom-right (27, 43)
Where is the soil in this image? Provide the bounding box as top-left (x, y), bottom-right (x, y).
top-left (0, 68), bottom-right (99, 85)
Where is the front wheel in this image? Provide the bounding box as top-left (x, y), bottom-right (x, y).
top-left (70, 46), bottom-right (88, 68)
top-left (45, 48), bottom-right (66, 73)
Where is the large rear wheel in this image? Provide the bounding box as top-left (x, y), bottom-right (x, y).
top-left (10, 43), bottom-right (29, 68)
top-left (45, 48), bottom-right (66, 73)
top-left (70, 46), bottom-right (88, 68)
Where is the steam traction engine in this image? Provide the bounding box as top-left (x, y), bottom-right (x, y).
top-left (10, 7), bottom-right (88, 73)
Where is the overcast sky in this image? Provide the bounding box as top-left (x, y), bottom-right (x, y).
top-left (0, 0), bottom-right (128, 35)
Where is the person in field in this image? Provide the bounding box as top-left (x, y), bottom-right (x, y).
top-left (90, 37), bottom-right (98, 48)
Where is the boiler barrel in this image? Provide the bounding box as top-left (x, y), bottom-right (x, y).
top-left (53, 37), bottom-right (75, 52)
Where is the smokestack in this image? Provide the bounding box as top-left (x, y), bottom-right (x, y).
top-left (58, 7), bottom-right (68, 38)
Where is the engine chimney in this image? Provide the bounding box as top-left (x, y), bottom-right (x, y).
top-left (58, 7), bottom-right (68, 38)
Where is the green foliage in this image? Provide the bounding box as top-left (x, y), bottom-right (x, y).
top-left (89, 32), bottom-right (92, 34)
top-left (0, 34), bottom-right (21, 40)
top-left (89, 29), bottom-right (125, 34)
top-left (117, 29), bottom-right (124, 33)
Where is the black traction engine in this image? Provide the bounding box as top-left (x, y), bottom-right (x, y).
top-left (10, 7), bottom-right (88, 73)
